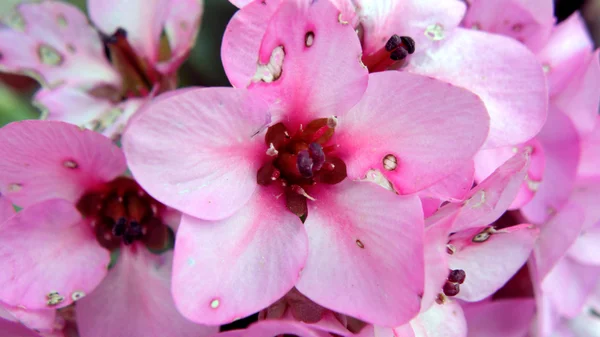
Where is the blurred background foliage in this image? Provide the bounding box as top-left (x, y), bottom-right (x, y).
top-left (0, 0), bottom-right (598, 126)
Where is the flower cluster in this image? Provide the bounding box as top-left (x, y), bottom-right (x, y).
top-left (0, 0), bottom-right (598, 336)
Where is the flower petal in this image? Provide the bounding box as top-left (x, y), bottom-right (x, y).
top-left (536, 12), bottom-right (595, 95)
top-left (171, 187), bottom-right (307, 325)
top-left (534, 202), bottom-right (585, 280)
top-left (473, 139), bottom-right (545, 210)
top-left (408, 28), bottom-right (547, 148)
top-left (0, 304), bottom-right (58, 333)
top-left (354, 0), bottom-right (466, 56)
top-left (76, 246), bottom-right (217, 337)
top-left (551, 50), bottom-right (600, 137)
top-left (338, 71), bottom-right (489, 194)
top-left (123, 87), bottom-right (270, 220)
top-left (441, 149), bottom-right (530, 232)
top-left (521, 107), bottom-right (580, 224)
top-left (0, 1), bottom-right (120, 89)
top-left (0, 196), bottom-right (15, 224)
top-left (222, 0), bottom-right (282, 88)
top-left (0, 317), bottom-right (42, 337)
top-left (0, 120), bottom-right (126, 208)
top-left (0, 199), bottom-right (109, 310)
top-left (420, 161), bottom-right (475, 202)
top-left (156, 0), bottom-right (204, 73)
top-left (463, 299), bottom-right (536, 337)
top-left (542, 257), bottom-right (600, 318)
top-left (296, 180), bottom-right (424, 327)
top-left (578, 115), bottom-right (600, 179)
top-left (248, 0), bottom-right (368, 122)
top-left (448, 224), bottom-right (539, 301)
top-left (461, 0), bottom-right (554, 51)
top-left (408, 301), bottom-right (467, 337)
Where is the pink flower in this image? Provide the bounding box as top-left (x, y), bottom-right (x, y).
top-left (0, 120), bottom-right (217, 337)
top-left (124, 0), bottom-right (490, 327)
top-left (223, 0), bottom-right (548, 149)
top-left (0, 0), bottom-right (203, 139)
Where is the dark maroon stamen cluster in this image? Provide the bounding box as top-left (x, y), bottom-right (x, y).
top-left (443, 269), bottom-right (466, 297)
top-left (257, 118), bottom-right (347, 219)
top-left (76, 177), bottom-right (169, 250)
top-left (385, 34), bottom-right (416, 61)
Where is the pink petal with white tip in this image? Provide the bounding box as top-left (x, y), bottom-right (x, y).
top-left (463, 298), bottom-right (536, 337)
top-left (0, 199), bottom-right (109, 310)
top-left (578, 115), bottom-right (600, 178)
top-left (408, 28), bottom-right (547, 148)
top-left (0, 120), bottom-right (126, 208)
top-left (296, 180), bottom-right (424, 327)
top-left (76, 246), bottom-right (217, 337)
top-left (0, 1), bottom-right (120, 89)
top-left (461, 0), bottom-right (554, 52)
top-left (406, 301), bottom-right (467, 337)
top-left (552, 50), bottom-right (600, 137)
top-left (450, 150), bottom-right (530, 232)
top-left (473, 139), bottom-right (545, 210)
top-left (354, 0), bottom-right (466, 56)
top-left (156, 0), bottom-right (204, 74)
top-left (534, 202), bottom-right (585, 280)
top-left (338, 71), bottom-right (489, 194)
top-left (448, 224), bottom-right (539, 301)
top-left (222, 0), bottom-right (281, 88)
top-left (521, 107), bottom-right (580, 224)
top-left (0, 317), bottom-right (42, 337)
top-left (421, 161), bottom-right (475, 202)
top-left (218, 320), bottom-right (330, 337)
top-left (542, 257), bottom-right (600, 318)
top-left (124, 87), bottom-right (270, 221)
top-left (171, 187), bottom-right (306, 325)
top-left (248, 0), bottom-right (368, 123)
top-left (34, 87), bottom-right (114, 130)
top-left (536, 12), bottom-right (594, 96)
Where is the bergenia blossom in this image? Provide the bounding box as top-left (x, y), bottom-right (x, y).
top-left (124, 0), bottom-right (491, 327)
top-left (0, 0), bottom-right (202, 139)
top-left (224, 0), bottom-right (548, 149)
top-left (0, 120), bottom-right (217, 337)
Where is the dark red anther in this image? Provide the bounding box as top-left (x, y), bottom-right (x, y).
top-left (285, 187), bottom-right (308, 218)
top-left (448, 269), bottom-right (466, 284)
top-left (297, 150), bottom-right (314, 178)
top-left (390, 48), bottom-right (409, 61)
top-left (315, 157), bottom-right (347, 184)
top-left (443, 281), bottom-right (460, 297)
top-left (400, 36), bottom-right (416, 54)
top-left (385, 34), bottom-right (403, 52)
top-left (257, 162), bottom-right (277, 186)
top-left (265, 123), bottom-right (290, 150)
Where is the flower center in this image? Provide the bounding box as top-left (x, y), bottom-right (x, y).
top-left (101, 28), bottom-right (164, 99)
top-left (76, 177), bottom-right (169, 251)
top-left (361, 34), bottom-right (415, 73)
top-left (257, 117), bottom-right (347, 220)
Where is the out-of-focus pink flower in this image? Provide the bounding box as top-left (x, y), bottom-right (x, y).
top-left (462, 298), bottom-right (537, 337)
top-left (0, 0), bottom-right (203, 139)
top-left (223, 0), bottom-right (547, 149)
top-left (0, 315), bottom-right (46, 337)
top-left (0, 120), bottom-right (217, 337)
top-left (124, 0), bottom-right (490, 327)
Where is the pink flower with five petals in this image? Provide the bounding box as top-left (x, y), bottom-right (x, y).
top-left (124, 0), bottom-right (490, 327)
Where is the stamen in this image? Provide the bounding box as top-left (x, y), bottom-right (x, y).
top-left (309, 143), bottom-right (325, 171)
top-left (443, 281), bottom-right (460, 297)
top-left (297, 150), bottom-right (314, 178)
top-left (448, 269), bottom-right (466, 284)
top-left (362, 34), bottom-right (416, 72)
